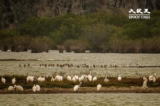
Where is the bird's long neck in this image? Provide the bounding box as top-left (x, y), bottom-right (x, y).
top-left (79, 83), bottom-right (82, 87)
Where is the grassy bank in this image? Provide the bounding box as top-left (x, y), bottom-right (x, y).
top-left (0, 75), bottom-right (160, 90)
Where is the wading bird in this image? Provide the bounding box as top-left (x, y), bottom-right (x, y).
top-left (74, 82), bottom-right (82, 93)
top-left (14, 85), bottom-right (24, 92)
top-left (93, 76), bottom-right (97, 82)
top-left (32, 85), bottom-right (37, 92)
top-left (149, 73), bottom-right (156, 82)
top-left (97, 84), bottom-right (102, 92)
top-left (51, 77), bottom-right (55, 82)
top-left (88, 70), bottom-right (92, 81)
top-left (32, 84), bottom-right (41, 92)
top-left (8, 86), bottom-right (14, 92)
top-left (12, 77), bottom-right (16, 84)
top-left (36, 84), bottom-right (40, 91)
top-left (142, 77), bottom-right (148, 89)
top-left (118, 75), bottom-right (122, 81)
top-left (104, 75), bottom-right (109, 83)
top-left (1, 77), bottom-right (6, 84)
top-left (67, 75), bottom-right (72, 81)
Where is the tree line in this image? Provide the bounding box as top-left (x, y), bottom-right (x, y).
top-left (0, 11), bottom-right (160, 53)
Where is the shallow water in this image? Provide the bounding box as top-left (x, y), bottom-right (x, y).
top-left (0, 51), bottom-right (160, 106)
top-left (0, 51), bottom-right (160, 77)
top-left (0, 93), bottom-right (160, 106)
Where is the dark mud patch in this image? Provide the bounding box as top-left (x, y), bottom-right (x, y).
top-left (1, 87), bottom-right (160, 94)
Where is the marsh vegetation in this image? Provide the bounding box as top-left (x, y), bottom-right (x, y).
top-left (0, 75), bottom-right (160, 92)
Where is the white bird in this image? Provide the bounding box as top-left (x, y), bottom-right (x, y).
top-left (14, 85), bottom-right (23, 92)
top-left (32, 85), bottom-right (37, 92)
top-left (72, 76), bottom-right (76, 82)
top-left (32, 85), bottom-right (36, 92)
top-left (74, 75), bottom-right (79, 81)
top-left (55, 74), bottom-right (63, 81)
top-left (88, 71), bottom-right (92, 81)
top-left (93, 76), bottom-right (97, 82)
top-left (41, 76), bottom-right (45, 82)
top-left (59, 75), bottom-right (63, 81)
top-left (104, 75), bottom-right (109, 83)
top-left (80, 75), bottom-right (85, 80)
top-left (55, 75), bottom-right (59, 81)
top-left (149, 73), bottom-right (156, 82)
top-left (78, 77), bottom-right (82, 82)
top-left (118, 75), bottom-right (122, 81)
top-left (38, 76), bottom-right (42, 82)
top-left (26, 76), bottom-right (34, 82)
top-left (67, 75), bottom-right (72, 81)
top-left (36, 85), bottom-right (40, 91)
top-left (142, 77), bottom-right (148, 89)
top-left (74, 82), bottom-right (82, 93)
top-left (8, 86), bottom-right (14, 91)
top-left (32, 84), bottom-right (41, 92)
top-left (7, 49), bottom-right (10, 53)
top-left (51, 77), bottom-right (55, 82)
top-left (97, 84), bottom-right (102, 92)
top-left (1, 77), bottom-right (6, 84)
top-left (12, 78), bottom-right (16, 84)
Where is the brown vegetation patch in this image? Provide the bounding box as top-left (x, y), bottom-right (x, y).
top-left (1, 87), bottom-right (160, 94)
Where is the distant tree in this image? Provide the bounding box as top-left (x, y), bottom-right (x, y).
top-left (29, 36), bottom-right (53, 53)
top-left (81, 23), bottom-right (116, 52)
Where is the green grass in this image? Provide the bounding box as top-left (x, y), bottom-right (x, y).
top-left (0, 75), bottom-right (160, 89)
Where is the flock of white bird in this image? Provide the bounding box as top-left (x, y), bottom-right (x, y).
top-left (0, 72), bottom-right (157, 93)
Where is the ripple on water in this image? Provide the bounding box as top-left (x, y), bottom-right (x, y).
top-left (0, 52), bottom-right (160, 77)
top-left (0, 94), bottom-right (160, 106)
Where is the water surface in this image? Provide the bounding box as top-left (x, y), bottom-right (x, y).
top-left (0, 93), bottom-right (160, 106)
top-left (0, 51), bottom-right (159, 77)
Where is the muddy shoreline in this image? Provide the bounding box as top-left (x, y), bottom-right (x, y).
top-left (1, 87), bottom-right (160, 94)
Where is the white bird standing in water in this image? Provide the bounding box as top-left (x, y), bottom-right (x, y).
top-left (149, 73), bottom-right (156, 82)
top-left (67, 75), bottom-right (72, 81)
top-left (74, 82), bottom-right (82, 93)
top-left (118, 75), bottom-right (122, 81)
top-left (72, 76), bottom-right (76, 82)
top-left (88, 70), bottom-right (92, 81)
top-left (7, 49), bottom-right (10, 53)
top-left (38, 76), bottom-right (42, 82)
top-left (51, 77), bottom-right (55, 82)
top-left (104, 75), bottom-right (109, 83)
top-left (93, 76), bottom-right (97, 82)
top-left (36, 85), bottom-right (41, 91)
top-left (32, 84), bottom-right (41, 92)
top-left (12, 77), bottom-right (16, 84)
top-left (8, 86), bottom-right (14, 91)
top-left (32, 85), bottom-right (37, 92)
top-left (142, 77), bottom-right (148, 89)
top-left (97, 84), bottom-right (102, 92)
top-left (26, 76), bottom-right (34, 83)
top-left (1, 77), bottom-right (6, 84)
top-left (14, 85), bottom-right (23, 92)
